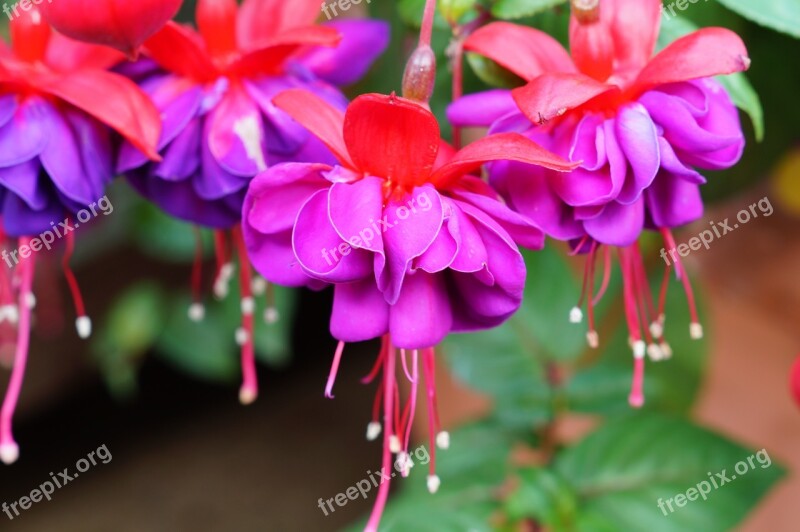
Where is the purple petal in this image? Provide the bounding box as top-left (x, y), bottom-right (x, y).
top-left (0, 96), bottom-right (48, 168)
top-left (330, 279), bottom-right (390, 342)
top-left (293, 189), bottom-right (373, 283)
top-left (447, 90), bottom-right (518, 128)
top-left (0, 159), bottom-right (47, 210)
top-left (382, 186), bottom-right (444, 304)
top-left (646, 172), bottom-right (704, 228)
top-left (244, 78), bottom-right (309, 156)
top-left (207, 86), bottom-right (267, 177)
top-left (451, 190), bottom-right (544, 250)
top-left (389, 271), bottom-right (452, 349)
top-left (246, 163), bottom-right (330, 235)
top-left (658, 137), bottom-right (705, 184)
top-left (0, 94), bottom-right (18, 129)
top-left (299, 20), bottom-right (390, 86)
top-left (2, 191), bottom-right (62, 237)
top-left (194, 119), bottom-right (251, 201)
top-left (583, 198), bottom-right (645, 247)
top-left (615, 103), bottom-right (660, 204)
top-left (154, 117), bottom-right (202, 182)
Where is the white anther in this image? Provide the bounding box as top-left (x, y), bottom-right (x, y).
top-left (188, 303), bottom-right (205, 322)
top-left (241, 297), bottom-right (255, 316)
top-left (633, 340), bottom-right (646, 359)
top-left (427, 475), bottom-right (441, 494)
top-left (569, 306), bottom-right (583, 324)
top-left (436, 431), bottom-right (450, 450)
top-left (690, 322), bottom-right (704, 340)
top-left (264, 307), bottom-right (279, 325)
top-left (76, 316), bottom-right (92, 339)
top-left (366, 422), bottom-right (382, 441)
top-left (235, 327), bottom-right (249, 346)
top-left (586, 331), bottom-right (599, 349)
top-left (389, 435), bottom-right (402, 454)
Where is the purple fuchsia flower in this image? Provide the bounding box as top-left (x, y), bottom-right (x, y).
top-left (115, 0), bottom-right (388, 405)
top-left (0, 9), bottom-right (161, 464)
top-left (242, 88), bottom-right (576, 529)
top-left (449, 0), bottom-right (750, 407)
top-left (117, 0), bottom-right (389, 229)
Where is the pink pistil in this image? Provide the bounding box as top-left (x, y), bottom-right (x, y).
top-left (325, 340), bottom-right (346, 399)
top-left (365, 343), bottom-right (396, 532)
top-left (0, 238), bottom-right (34, 464)
top-left (233, 228), bottom-right (258, 405)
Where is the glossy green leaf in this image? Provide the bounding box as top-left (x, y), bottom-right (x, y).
top-left (491, 0), bottom-right (567, 20)
top-left (715, 0), bottom-right (800, 39)
top-left (505, 467), bottom-right (578, 529)
top-left (554, 413), bottom-right (785, 532)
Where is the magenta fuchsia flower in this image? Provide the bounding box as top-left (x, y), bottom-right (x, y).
top-left (117, 0), bottom-right (389, 229)
top-left (0, 9), bottom-right (161, 464)
top-left (242, 88), bottom-right (575, 529)
top-left (114, 0), bottom-right (388, 408)
top-left (449, 0), bottom-right (750, 407)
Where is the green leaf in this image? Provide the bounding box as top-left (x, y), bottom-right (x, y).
top-left (465, 52), bottom-right (526, 89)
top-left (440, 0), bottom-right (479, 24)
top-left (505, 467), bottom-right (578, 529)
top-left (658, 15), bottom-right (764, 141)
top-left (491, 0), bottom-right (567, 20)
top-left (91, 283), bottom-right (166, 398)
top-left (398, 0), bottom-right (449, 28)
top-left (155, 295), bottom-right (239, 382)
top-left (130, 200), bottom-right (212, 263)
top-left (349, 421), bottom-right (514, 531)
top-left (565, 270), bottom-right (707, 416)
top-left (715, 0), bottom-right (800, 39)
top-left (554, 413), bottom-right (785, 532)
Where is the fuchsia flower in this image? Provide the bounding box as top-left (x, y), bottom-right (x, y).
top-left (449, 0), bottom-right (750, 407)
top-left (243, 88), bottom-right (575, 529)
top-left (0, 9), bottom-right (161, 464)
top-left (117, 0), bottom-right (389, 229)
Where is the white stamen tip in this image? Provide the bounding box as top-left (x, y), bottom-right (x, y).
top-left (427, 475), bottom-right (441, 494)
top-left (436, 431), bottom-right (450, 450)
top-left (24, 293), bottom-right (36, 309)
top-left (251, 277), bottom-right (267, 295)
top-left (389, 435), bottom-right (402, 454)
top-left (220, 263), bottom-right (235, 279)
top-left (264, 307), bottom-right (279, 325)
top-left (647, 343), bottom-right (663, 361)
top-left (76, 316), bottom-right (92, 339)
top-left (235, 328), bottom-right (249, 346)
top-left (0, 442), bottom-right (19, 465)
top-left (660, 342), bottom-right (673, 359)
top-left (241, 297), bottom-right (255, 316)
top-left (586, 330), bottom-right (599, 349)
top-left (569, 306), bottom-right (583, 324)
top-left (395, 452), bottom-right (414, 477)
top-left (690, 322), bottom-right (704, 340)
top-left (188, 303), bottom-right (205, 322)
top-left (0, 305), bottom-right (14, 323)
top-left (649, 321), bottom-right (664, 339)
top-left (633, 340), bottom-right (646, 359)
top-left (239, 386), bottom-right (258, 405)
top-left (366, 422), bottom-right (382, 441)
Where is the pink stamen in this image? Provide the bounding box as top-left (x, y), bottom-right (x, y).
top-left (0, 238), bottom-right (34, 465)
top-left (365, 343), bottom-right (396, 532)
top-left (63, 226), bottom-right (91, 339)
top-left (661, 229), bottom-right (701, 335)
top-left (233, 228), bottom-right (257, 405)
top-left (629, 356), bottom-right (646, 408)
top-left (325, 340), bottom-right (346, 399)
top-left (422, 347), bottom-right (439, 484)
top-left (592, 245), bottom-right (612, 306)
top-left (191, 227), bottom-right (204, 305)
top-left (361, 336), bottom-right (387, 385)
top-left (402, 351), bottom-right (419, 462)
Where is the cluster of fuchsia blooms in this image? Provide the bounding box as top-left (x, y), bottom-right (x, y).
top-left (0, 0), bottom-right (750, 529)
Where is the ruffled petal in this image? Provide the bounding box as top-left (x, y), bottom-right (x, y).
top-left (0, 159), bottom-right (46, 211)
top-left (389, 271), bottom-right (452, 349)
top-left (447, 90), bottom-right (517, 128)
top-left (207, 84), bottom-right (267, 176)
top-left (330, 280), bottom-right (390, 343)
top-left (646, 172), bottom-right (704, 228)
top-left (583, 197), bottom-right (645, 247)
top-left (615, 102), bottom-right (659, 204)
top-left (0, 97), bottom-right (48, 168)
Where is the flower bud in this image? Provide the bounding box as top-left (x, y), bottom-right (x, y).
top-left (402, 46), bottom-right (437, 104)
top-left (571, 0), bottom-right (601, 24)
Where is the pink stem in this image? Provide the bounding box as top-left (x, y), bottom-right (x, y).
top-left (365, 343), bottom-right (396, 532)
top-left (0, 238), bottom-right (34, 463)
top-left (325, 340), bottom-right (346, 399)
top-left (419, 0), bottom-right (437, 48)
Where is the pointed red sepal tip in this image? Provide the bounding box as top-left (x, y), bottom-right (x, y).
top-left (402, 46), bottom-right (437, 104)
top-left (571, 0), bottom-right (600, 24)
top-left (10, 7), bottom-right (51, 63)
top-left (791, 355), bottom-right (800, 410)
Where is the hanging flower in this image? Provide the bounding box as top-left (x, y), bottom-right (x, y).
top-left (115, 0), bottom-right (388, 406)
top-left (0, 8), bottom-right (161, 464)
top-left (117, 0), bottom-right (389, 229)
top-left (449, 0), bottom-right (750, 407)
top-left (243, 88), bottom-right (576, 528)
top-left (41, 0), bottom-right (183, 57)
